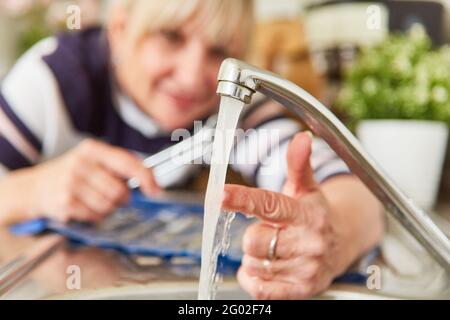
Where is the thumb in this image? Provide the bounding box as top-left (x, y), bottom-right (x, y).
top-left (282, 131), bottom-right (317, 197)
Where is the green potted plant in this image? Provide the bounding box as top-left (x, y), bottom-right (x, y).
top-left (337, 25), bottom-right (450, 210)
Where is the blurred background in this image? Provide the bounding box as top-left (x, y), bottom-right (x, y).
top-left (0, 0), bottom-right (449, 212)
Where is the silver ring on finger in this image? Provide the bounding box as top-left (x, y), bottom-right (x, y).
top-left (267, 227), bottom-right (281, 261)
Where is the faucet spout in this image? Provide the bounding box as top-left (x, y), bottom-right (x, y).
top-left (217, 58), bottom-right (450, 273)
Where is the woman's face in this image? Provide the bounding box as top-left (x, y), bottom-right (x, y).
top-left (111, 15), bottom-right (242, 131)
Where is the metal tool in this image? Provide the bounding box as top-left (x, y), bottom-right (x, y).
top-left (216, 58), bottom-right (450, 273)
top-left (0, 235), bottom-right (65, 296)
top-left (128, 115), bottom-right (217, 189)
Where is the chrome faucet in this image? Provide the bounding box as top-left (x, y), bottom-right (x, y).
top-left (216, 58), bottom-right (450, 274)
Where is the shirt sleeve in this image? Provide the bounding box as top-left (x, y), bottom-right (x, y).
top-left (0, 82), bottom-right (43, 172)
top-left (0, 37), bottom-right (83, 175)
top-left (231, 114), bottom-right (352, 192)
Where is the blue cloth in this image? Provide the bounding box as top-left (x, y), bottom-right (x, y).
top-left (11, 192), bottom-right (247, 273)
top-left (10, 191), bottom-right (372, 284)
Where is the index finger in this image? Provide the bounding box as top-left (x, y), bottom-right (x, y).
top-left (222, 184), bottom-right (300, 224)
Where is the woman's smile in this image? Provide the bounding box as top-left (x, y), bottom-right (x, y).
top-left (163, 90), bottom-right (200, 111)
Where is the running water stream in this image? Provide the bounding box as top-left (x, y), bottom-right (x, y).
top-left (198, 96), bottom-right (245, 300)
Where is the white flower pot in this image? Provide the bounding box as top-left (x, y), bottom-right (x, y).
top-left (356, 120), bottom-right (448, 210)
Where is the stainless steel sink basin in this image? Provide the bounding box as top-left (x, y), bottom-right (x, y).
top-left (48, 282), bottom-right (249, 300)
top-left (47, 281), bottom-right (450, 300)
top-left (2, 215), bottom-right (448, 300)
top-left (47, 282), bottom-right (402, 300)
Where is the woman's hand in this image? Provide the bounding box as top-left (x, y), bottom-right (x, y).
top-left (28, 139), bottom-right (160, 223)
top-left (222, 132), bottom-right (383, 299)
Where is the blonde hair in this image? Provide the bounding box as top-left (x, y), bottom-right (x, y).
top-left (114, 0), bottom-right (254, 56)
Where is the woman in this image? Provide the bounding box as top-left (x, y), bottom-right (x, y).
top-left (0, 0), bottom-right (383, 299)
